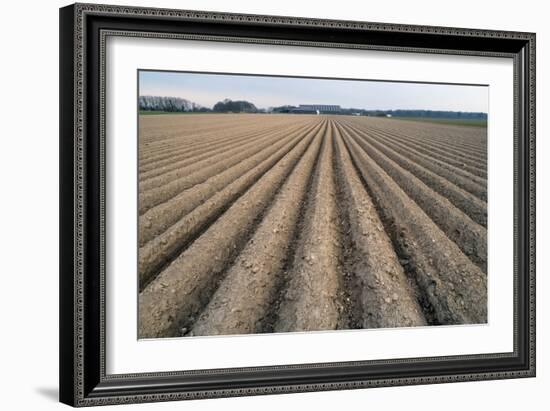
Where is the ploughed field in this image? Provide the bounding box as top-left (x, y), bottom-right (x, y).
top-left (138, 114), bottom-right (488, 338)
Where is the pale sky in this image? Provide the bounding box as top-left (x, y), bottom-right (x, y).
top-left (139, 70), bottom-right (488, 112)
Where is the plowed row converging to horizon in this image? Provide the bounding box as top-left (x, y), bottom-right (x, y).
top-left (137, 114), bottom-right (488, 339)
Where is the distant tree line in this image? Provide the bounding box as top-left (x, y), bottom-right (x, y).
top-left (359, 109), bottom-right (488, 119)
top-left (140, 96), bottom-right (486, 119)
top-left (140, 96), bottom-right (266, 114)
top-left (268, 106), bottom-right (486, 119)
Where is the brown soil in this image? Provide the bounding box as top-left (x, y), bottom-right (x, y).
top-left (360, 122), bottom-right (487, 172)
top-left (139, 121), bottom-right (306, 181)
top-left (351, 123), bottom-right (488, 200)
top-left (339, 123), bottom-right (487, 271)
top-left (342, 133), bottom-right (487, 324)
top-left (138, 122), bottom-right (318, 245)
top-left (138, 123), bottom-right (322, 286)
top-left (139, 121), bottom-right (319, 337)
top-left (189, 123), bottom-right (326, 336)
top-left (137, 114), bottom-right (488, 338)
top-left (274, 122), bottom-right (344, 332)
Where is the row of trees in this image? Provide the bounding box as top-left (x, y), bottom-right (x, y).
top-left (139, 96), bottom-right (487, 119)
top-left (267, 106), bottom-right (487, 119)
top-left (359, 109), bottom-right (488, 119)
top-left (139, 96), bottom-right (262, 113)
top-left (138, 96), bottom-right (208, 112)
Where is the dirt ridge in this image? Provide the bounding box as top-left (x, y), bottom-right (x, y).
top-left (138, 114), bottom-right (488, 338)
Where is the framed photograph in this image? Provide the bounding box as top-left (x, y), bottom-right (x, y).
top-left (59, 3), bottom-right (536, 407)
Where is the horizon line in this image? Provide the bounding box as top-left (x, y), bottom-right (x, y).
top-left (138, 95), bottom-right (488, 114)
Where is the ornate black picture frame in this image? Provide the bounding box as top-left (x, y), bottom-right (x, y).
top-left (59, 3), bottom-right (535, 407)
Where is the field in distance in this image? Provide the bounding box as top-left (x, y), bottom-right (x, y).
top-left (390, 116), bottom-right (488, 127)
top-left (137, 113), bottom-right (488, 339)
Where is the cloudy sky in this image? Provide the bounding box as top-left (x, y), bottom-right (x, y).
top-left (139, 70), bottom-right (488, 112)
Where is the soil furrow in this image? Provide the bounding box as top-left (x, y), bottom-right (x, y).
top-left (355, 123), bottom-right (488, 185)
top-left (138, 122), bottom-right (320, 247)
top-left (341, 122), bottom-right (488, 227)
top-left (332, 124), bottom-right (427, 328)
top-left (359, 122), bottom-right (488, 168)
top-left (139, 116), bottom-right (291, 159)
top-left (189, 123), bottom-right (325, 337)
top-left (138, 120), bottom-right (324, 338)
top-left (138, 113), bottom-right (489, 337)
top-left (139, 123), bottom-right (316, 214)
top-left (354, 124), bottom-right (488, 177)
top-left (341, 128), bottom-right (487, 325)
top-left (140, 124), bottom-right (293, 180)
top-left (274, 121), bottom-right (345, 332)
top-left (139, 120), bottom-right (307, 176)
top-left (341, 121), bottom-right (487, 202)
top-left (350, 117), bottom-right (487, 154)
top-left (139, 116), bottom-right (315, 162)
top-left (139, 122), bottom-right (307, 193)
top-left (140, 122), bottom-right (263, 161)
top-left (342, 123), bottom-right (487, 272)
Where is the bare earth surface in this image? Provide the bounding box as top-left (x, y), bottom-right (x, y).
top-left (137, 114), bottom-right (487, 338)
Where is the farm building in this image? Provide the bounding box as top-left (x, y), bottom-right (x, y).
top-left (291, 104), bottom-right (342, 114)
